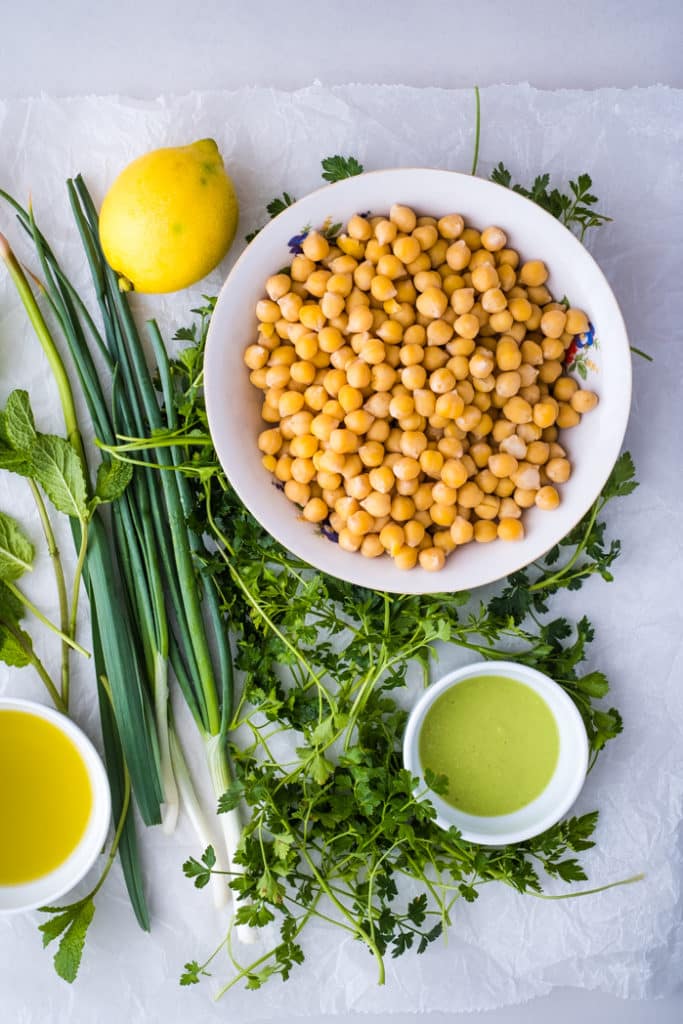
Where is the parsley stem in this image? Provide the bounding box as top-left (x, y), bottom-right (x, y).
top-left (471, 86), bottom-right (481, 176)
top-left (529, 496), bottom-right (604, 592)
top-left (530, 873), bottom-right (644, 900)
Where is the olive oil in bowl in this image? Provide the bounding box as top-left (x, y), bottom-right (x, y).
top-left (0, 710), bottom-right (93, 884)
top-left (0, 698), bottom-right (110, 913)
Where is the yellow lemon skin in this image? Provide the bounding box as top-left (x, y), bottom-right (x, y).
top-left (99, 139), bottom-right (238, 293)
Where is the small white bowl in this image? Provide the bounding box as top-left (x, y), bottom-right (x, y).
top-left (205, 167), bottom-right (631, 595)
top-left (402, 661), bottom-right (589, 845)
top-left (0, 698), bottom-right (111, 914)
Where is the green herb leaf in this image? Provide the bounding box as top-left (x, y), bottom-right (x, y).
top-left (489, 163), bottom-right (612, 241)
top-left (266, 192), bottom-right (296, 218)
top-left (217, 780), bottom-right (244, 814)
top-left (30, 435), bottom-right (88, 520)
top-left (94, 458), bottom-right (133, 504)
top-left (39, 898), bottom-right (95, 983)
top-left (4, 389), bottom-right (37, 451)
top-left (321, 155), bottom-right (364, 183)
top-left (0, 510), bottom-right (34, 581)
top-left (182, 846), bottom-right (217, 889)
top-left (180, 959), bottom-right (210, 985)
top-left (0, 624), bottom-right (33, 667)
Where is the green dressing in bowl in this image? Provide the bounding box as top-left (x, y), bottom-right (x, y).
top-left (418, 674), bottom-right (560, 817)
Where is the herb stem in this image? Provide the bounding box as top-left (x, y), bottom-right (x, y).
top-left (530, 873), bottom-right (644, 900)
top-left (28, 479), bottom-right (71, 707)
top-left (471, 85), bottom-right (481, 176)
top-left (1, 618), bottom-right (66, 712)
top-left (529, 496), bottom-right (603, 592)
top-left (4, 580), bottom-right (90, 656)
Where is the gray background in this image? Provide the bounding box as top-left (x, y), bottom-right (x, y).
top-left (0, 2), bottom-right (681, 1022)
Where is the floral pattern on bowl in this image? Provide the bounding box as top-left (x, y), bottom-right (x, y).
top-left (565, 321), bottom-right (598, 379)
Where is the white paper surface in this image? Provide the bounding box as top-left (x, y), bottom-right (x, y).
top-left (0, 84), bottom-right (682, 1020)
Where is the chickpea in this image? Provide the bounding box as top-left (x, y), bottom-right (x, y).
top-left (429, 503), bottom-right (456, 528)
top-left (344, 410), bottom-right (374, 434)
top-left (571, 389), bottom-right (599, 413)
top-left (457, 481), bottom-right (484, 508)
top-left (565, 308), bottom-right (589, 335)
top-left (388, 495), bottom-right (414, 522)
top-left (448, 516), bottom-right (473, 545)
top-left (337, 527), bottom-right (362, 552)
top-left (390, 204), bottom-right (417, 233)
top-left (433, 215), bottom-right (462, 242)
top-left (536, 485), bottom-right (561, 510)
top-left (506, 297), bottom-right (531, 323)
top-left (498, 517), bottom-right (525, 541)
top-left (526, 441), bottom-right (550, 465)
top-left (359, 339), bottom-right (386, 365)
top-left (400, 431), bottom-right (428, 458)
top-left (471, 263), bottom-right (499, 292)
top-left (553, 376), bottom-right (579, 402)
top-left (290, 360), bottom-right (317, 386)
top-left (545, 457), bottom-right (572, 483)
top-left (402, 519), bottom-right (424, 548)
top-left (540, 309), bottom-right (567, 339)
top-left (473, 520), bottom-right (497, 543)
top-left (379, 522), bottom-right (404, 555)
top-left (488, 452), bottom-right (519, 478)
top-left (285, 480), bottom-right (311, 506)
top-left (532, 399), bottom-right (557, 428)
top-left (480, 225), bottom-right (507, 252)
top-left (401, 364), bottom-right (428, 391)
top-left (417, 546), bottom-right (445, 571)
top-left (499, 497), bottom-right (522, 519)
top-left (444, 240), bottom-right (470, 272)
top-left (393, 456), bottom-right (421, 482)
top-left (454, 313), bottom-right (480, 340)
top-left (481, 288), bottom-right (507, 314)
top-left (502, 396), bottom-right (532, 424)
top-left (496, 336), bottom-right (522, 371)
top-left (519, 260), bottom-right (549, 287)
top-left (475, 494), bottom-right (500, 520)
top-left (556, 402), bottom-right (581, 429)
top-left (394, 544), bottom-right (418, 570)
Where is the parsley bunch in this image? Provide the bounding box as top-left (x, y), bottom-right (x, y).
top-left (131, 304), bottom-right (638, 994)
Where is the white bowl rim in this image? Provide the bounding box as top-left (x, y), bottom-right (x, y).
top-left (205, 166), bottom-right (631, 595)
top-left (0, 697), bottom-right (111, 914)
top-left (402, 660), bottom-right (589, 845)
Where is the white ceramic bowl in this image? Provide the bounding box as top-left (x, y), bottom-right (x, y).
top-left (402, 661), bottom-right (589, 845)
top-left (0, 698), bottom-right (111, 914)
top-left (205, 168), bottom-right (631, 594)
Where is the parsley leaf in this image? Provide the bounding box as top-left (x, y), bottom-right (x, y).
top-left (321, 155), bottom-right (364, 182)
top-left (490, 162), bottom-right (612, 242)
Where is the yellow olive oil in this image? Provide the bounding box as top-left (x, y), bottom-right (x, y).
top-left (0, 710), bottom-right (93, 885)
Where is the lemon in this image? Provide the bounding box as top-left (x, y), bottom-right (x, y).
top-left (99, 139), bottom-right (238, 293)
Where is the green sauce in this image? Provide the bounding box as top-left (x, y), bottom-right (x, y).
top-left (418, 675), bottom-right (559, 817)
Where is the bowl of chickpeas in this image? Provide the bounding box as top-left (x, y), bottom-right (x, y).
top-left (204, 168), bottom-right (630, 593)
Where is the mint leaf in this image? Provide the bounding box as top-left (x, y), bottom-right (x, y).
top-left (0, 510), bottom-right (34, 580)
top-left (5, 390), bottom-right (37, 451)
top-left (39, 897), bottom-right (95, 983)
top-left (0, 580), bottom-right (25, 621)
top-left (94, 459), bottom-right (132, 504)
top-left (30, 436), bottom-right (88, 520)
top-left (0, 624), bottom-right (33, 667)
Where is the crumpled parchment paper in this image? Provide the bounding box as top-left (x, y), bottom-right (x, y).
top-left (0, 84), bottom-right (681, 1021)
